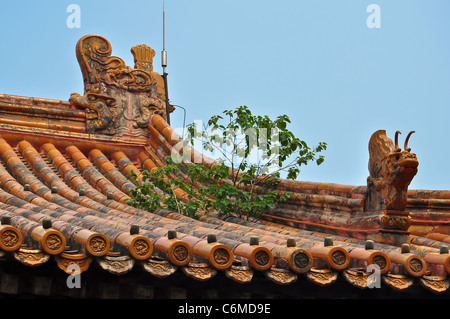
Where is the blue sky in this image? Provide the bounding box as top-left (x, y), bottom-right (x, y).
top-left (0, 1), bottom-right (449, 190)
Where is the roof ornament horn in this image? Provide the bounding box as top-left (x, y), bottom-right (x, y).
top-left (404, 131), bottom-right (415, 152)
top-left (394, 131), bottom-right (402, 151)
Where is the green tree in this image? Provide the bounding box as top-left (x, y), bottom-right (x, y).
top-left (127, 106), bottom-right (327, 219)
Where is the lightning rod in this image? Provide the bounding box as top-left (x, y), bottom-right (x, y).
top-left (162, 1), bottom-right (170, 124)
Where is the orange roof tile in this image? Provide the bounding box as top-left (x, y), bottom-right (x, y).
top-left (0, 35), bottom-right (449, 297)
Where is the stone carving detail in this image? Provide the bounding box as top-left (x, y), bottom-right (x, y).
top-left (97, 255), bottom-right (135, 275)
top-left (55, 253), bottom-right (92, 274)
top-left (265, 268), bottom-right (298, 285)
top-left (172, 245), bottom-right (189, 263)
top-left (133, 239), bottom-right (151, 258)
top-left (420, 276), bottom-right (449, 294)
top-left (305, 268), bottom-right (338, 286)
top-left (342, 269), bottom-right (373, 289)
top-left (293, 251), bottom-right (311, 269)
top-left (13, 248), bottom-right (50, 266)
top-left (366, 130), bottom-right (419, 212)
top-left (332, 250), bottom-right (347, 266)
top-left (44, 233), bottom-right (64, 252)
top-left (182, 262), bottom-right (217, 281)
top-left (224, 265), bottom-right (254, 284)
top-left (380, 211), bottom-right (412, 231)
top-left (409, 258), bottom-right (424, 273)
top-left (71, 35), bottom-right (172, 138)
top-left (372, 255), bottom-right (387, 270)
top-left (213, 248), bottom-right (231, 266)
top-left (381, 273), bottom-right (414, 291)
top-left (89, 236), bottom-right (109, 254)
top-left (255, 250), bottom-right (270, 266)
top-left (131, 43), bottom-right (156, 72)
top-left (135, 96), bottom-right (166, 129)
top-left (141, 257), bottom-right (177, 278)
top-left (1, 229), bottom-right (20, 248)
top-left (69, 91), bottom-right (117, 134)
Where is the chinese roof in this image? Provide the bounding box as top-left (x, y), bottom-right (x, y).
top-left (0, 35), bottom-right (449, 298)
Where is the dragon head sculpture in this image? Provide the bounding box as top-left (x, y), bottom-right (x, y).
top-left (365, 130), bottom-right (419, 211)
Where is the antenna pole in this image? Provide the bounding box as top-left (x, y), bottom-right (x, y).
top-left (162, 1), bottom-right (171, 125)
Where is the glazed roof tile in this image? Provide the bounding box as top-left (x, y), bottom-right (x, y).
top-left (0, 111), bottom-right (448, 293)
top-left (0, 35), bottom-right (450, 296)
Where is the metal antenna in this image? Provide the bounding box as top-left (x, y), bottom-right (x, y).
top-left (162, 1), bottom-right (167, 73)
top-left (162, 1), bottom-right (171, 124)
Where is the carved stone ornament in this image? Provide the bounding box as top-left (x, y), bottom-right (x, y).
top-left (254, 250), bottom-right (271, 267)
top-left (43, 233), bottom-right (65, 254)
top-left (305, 268), bottom-right (338, 286)
top-left (172, 244), bottom-right (190, 265)
top-left (264, 267), bottom-right (298, 285)
top-left (97, 255), bottom-right (135, 275)
top-left (131, 43), bottom-right (156, 72)
top-left (224, 265), bottom-right (254, 284)
top-left (70, 34), bottom-right (172, 138)
top-left (13, 247), bottom-right (50, 267)
top-left (342, 269), bottom-right (373, 289)
top-left (55, 253), bottom-right (92, 274)
top-left (181, 262), bottom-right (217, 281)
top-left (87, 235), bottom-right (109, 256)
top-left (381, 273), bottom-right (414, 291)
top-left (132, 238), bottom-right (152, 260)
top-left (380, 210), bottom-right (412, 231)
top-left (419, 275), bottom-right (449, 294)
top-left (0, 228), bottom-right (22, 251)
top-left (366, 130), bottom-right (418, 212)
top-left (141, 257), bottom-right (177, 278)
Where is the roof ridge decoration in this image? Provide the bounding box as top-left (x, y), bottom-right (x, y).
top-left (69, 34), bottom-right (173, 138)
top-left (366, 130), bottom-right (418, 212)
top-left (1, 35), bottom-right (450, 295)
top-left (364, 130), bottom-right (419, 244)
